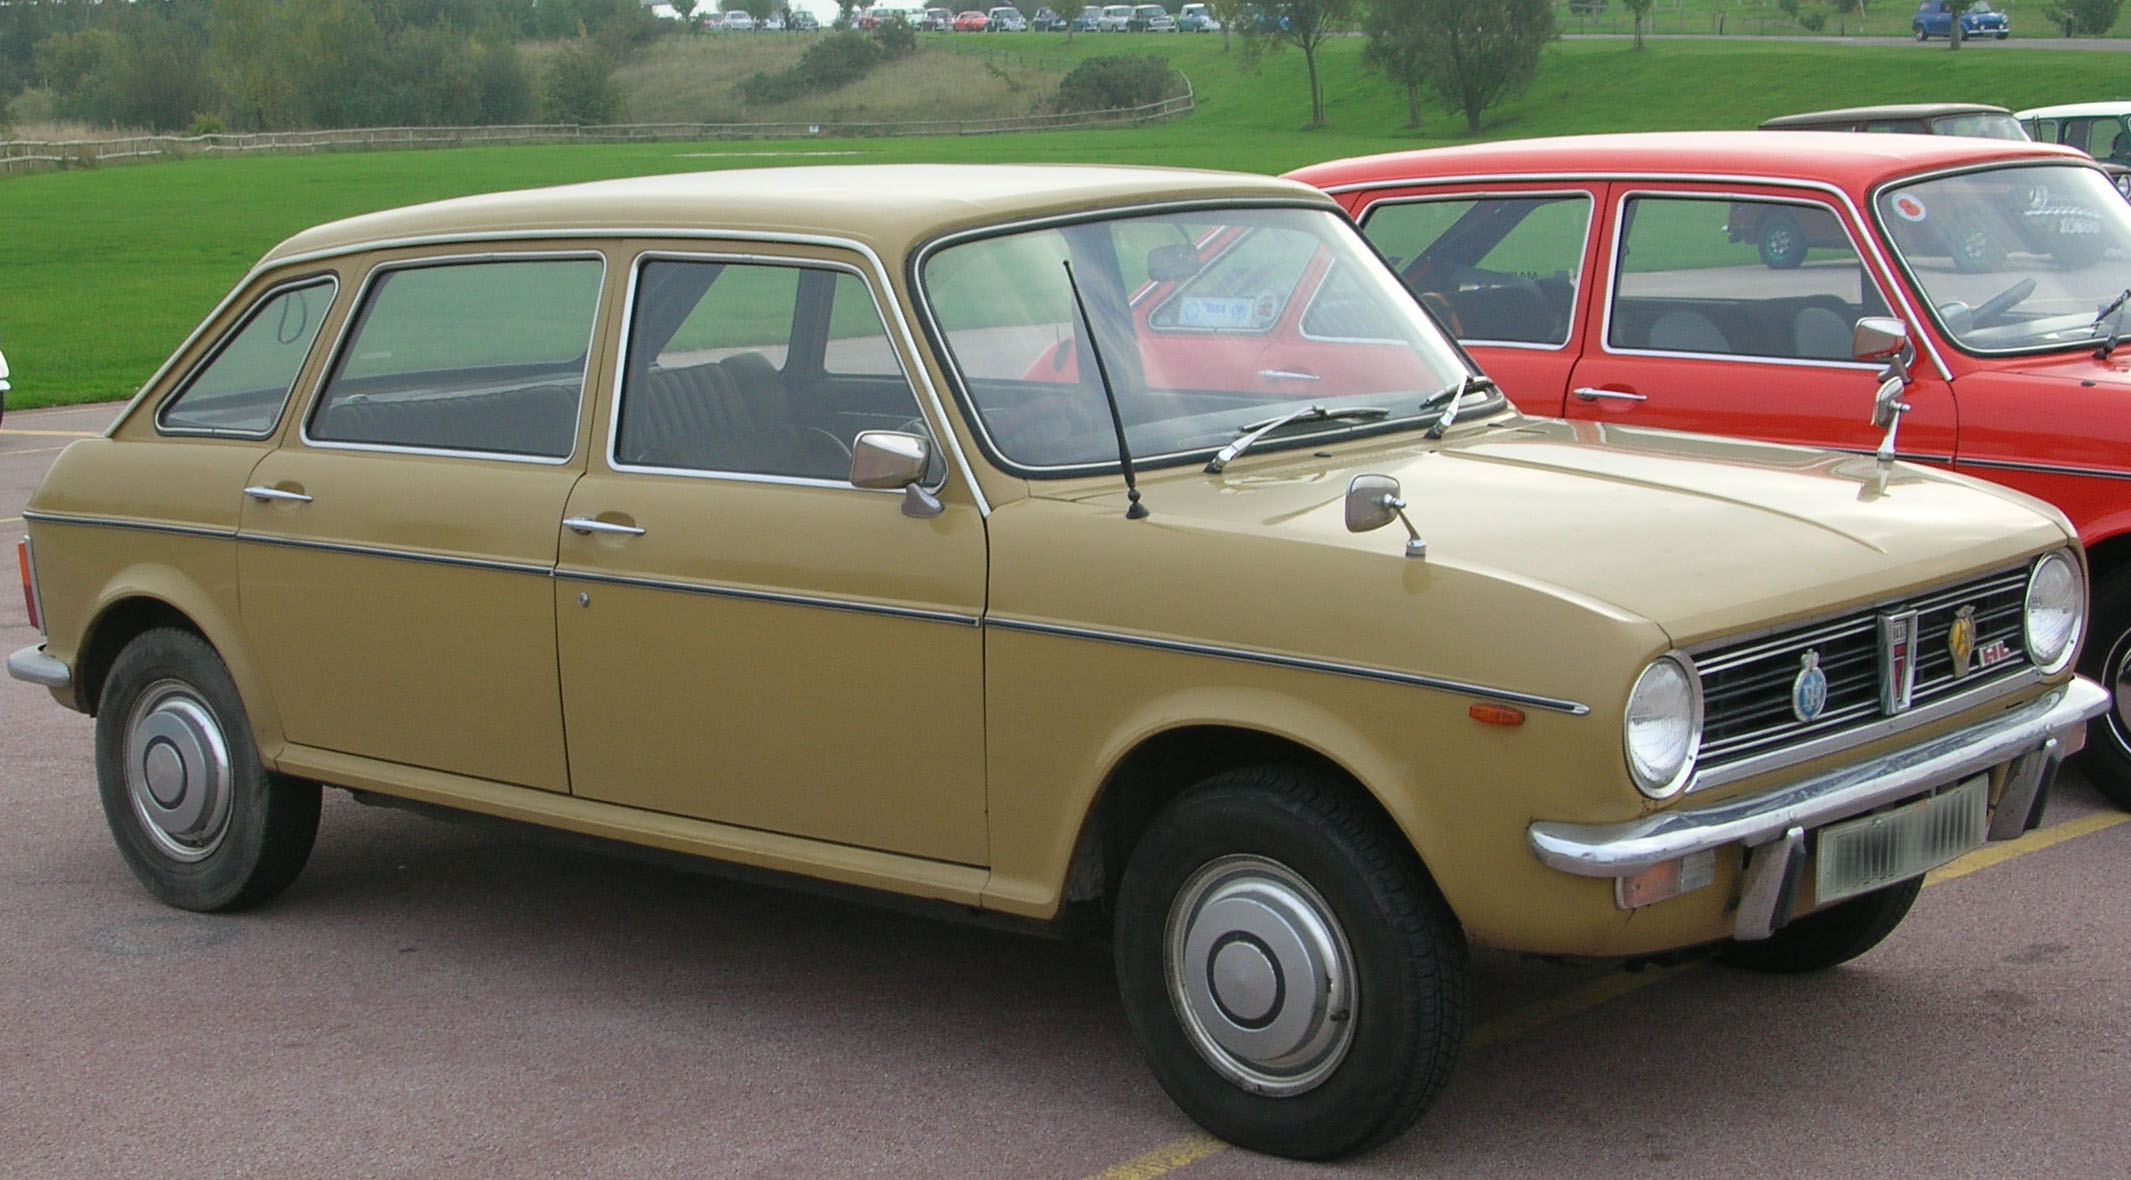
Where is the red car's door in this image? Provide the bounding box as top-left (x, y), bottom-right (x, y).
top-left (1561, 183), bottom-right (1957, 463)
top-left (1343, 182), bottom-right (1606, 416)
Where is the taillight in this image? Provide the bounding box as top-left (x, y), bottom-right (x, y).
top-left (16, 537), bottom-right (40, 634)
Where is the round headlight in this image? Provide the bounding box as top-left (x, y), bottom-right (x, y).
top-left (2025, 550), bottom-right (2083, 674)
top-left (1625, 654), bottom-right (1702, 800)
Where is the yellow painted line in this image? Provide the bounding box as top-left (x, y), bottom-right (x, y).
top-left (1079, 1134), bottom-right (1226, 1180)
top-left (0, 428), bottom-right (98, 437)
top-left (1074, 809), bottom-right (2125, 1180)
top-left (1926, 810), bottom-right (2128, 885)
top-left (0, 516), bottom-right (20, 526)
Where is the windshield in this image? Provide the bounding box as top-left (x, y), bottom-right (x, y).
top-left (921, 206), bottom-right (1482, 473)
top-left (1878, 164), bottom-right (2131, 352)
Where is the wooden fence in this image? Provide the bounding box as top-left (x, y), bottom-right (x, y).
top-left (0, 85), bottom-right (1193, 178)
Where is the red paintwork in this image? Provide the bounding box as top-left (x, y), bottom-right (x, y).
top-left (1286, 131), bottom-right (2131, 559)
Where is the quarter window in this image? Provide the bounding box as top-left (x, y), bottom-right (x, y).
top-left (309, 257), bottom-right (602, 459)
top-left (1611, 196), bottom-right (1878, 362)
top-left (1358, 195), bottom-right (1589, 347)
top-left (615, 259), bottom-right (923, 481)
top-left (158, 278), bottom-right (336, 436)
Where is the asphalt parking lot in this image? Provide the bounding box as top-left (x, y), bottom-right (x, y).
top-left (5, 402), bottom-right (2129, 1179)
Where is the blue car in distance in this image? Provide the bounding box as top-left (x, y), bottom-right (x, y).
top-left (1913, 0), bottom-right (2009, 39)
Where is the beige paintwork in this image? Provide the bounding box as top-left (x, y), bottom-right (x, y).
top-left (17, 165), bottom-right (2092, 960)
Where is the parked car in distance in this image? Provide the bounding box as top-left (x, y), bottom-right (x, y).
top-left (1292, 131), bottom-right (2131, 803)
top-left (987, 4), bottom-right (1028, 28)
top-left (719, 7), bottom-right (755, 29)
top-left (1097, 2), bottom-right (1135, 27)
top-left (953, 7), bottom-right (990, 27)
top-left (1071, 3), bottom-right (1103, 27)
top-left (1913, 0), bottom-right (2009, 38)
top-left (918, 5), bottom-right (953, 28)
top-left (1178, 0), bottom-right (1220, 28)
top-left (1030, 5), bottom-right (1069, 28)
top-left (1761, 102), bottom-right (2029, 140)
top-left (11, 162), bottom-right (2106, 1161)
top-left (1130, 2), bottom-right (1176, 29)
top-left (2020, 101), bottom-right (2131, 197)
top-left (789, 8), bottom-right (820, 28)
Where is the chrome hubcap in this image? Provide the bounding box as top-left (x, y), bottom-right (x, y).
top-left (124, 681), bottom-right (233, 862)
top-left (1165, 855), bottom-right (1354, 1096)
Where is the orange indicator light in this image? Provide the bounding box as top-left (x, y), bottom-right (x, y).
top-left (1468, 702), bottom-right (1526, 727)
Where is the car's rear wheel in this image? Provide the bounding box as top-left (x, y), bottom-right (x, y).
top-left (95, 628), bottom-right (320, 912)
top-left (2074, 565), bottom-right (2131, 810)
top-left (1717, 877), bottom-right (1922, 974)
top-left (1757, 211), bottom-right (1807, 270)
top-left (1913, 23), bottom-right (1929, 38)
top-left (1113, 767), bottom-right (1468, 1160)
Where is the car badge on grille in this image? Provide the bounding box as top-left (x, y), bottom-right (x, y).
top-left (1948, 605), bottom-right (1978, 678)
top-left (1791, 650), bottom-right (1829, 723)
top-left (1879, 610), bottom-right (1919, 714)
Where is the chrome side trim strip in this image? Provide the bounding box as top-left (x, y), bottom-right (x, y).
top-left (241, 533), bottom-right (552, 578)
top-left (556, 569), bottom-right (980, 627)
top-left (989, 616), bottom-right (1590, 715)
top-left (1528, 675), bottom-right (2108, 881)
top-left (22, 511), bottom-right (236, 542)
top-left (1958, 455), bottom-right (2131, 483)
top-left (6, 645), bottom-right (72, 690)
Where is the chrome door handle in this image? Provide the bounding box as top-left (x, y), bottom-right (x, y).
top-left (563, 516), bottom-right (646, 537)
top-left (1258, 369), bottom-right (1320, 382)
top-left (243, 485), bottom-right (313, 503)
top-left (1572, 387), bottom-right (1648, 403)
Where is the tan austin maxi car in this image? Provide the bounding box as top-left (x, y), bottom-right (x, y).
top-left (6, 165), bottom-right (2111, 1159)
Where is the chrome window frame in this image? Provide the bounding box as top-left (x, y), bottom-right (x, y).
top-left (299, 249), bottom-right (608, 466)
top-left (154, 273), bottom-right (340, 441)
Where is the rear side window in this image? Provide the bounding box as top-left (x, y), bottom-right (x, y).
top-left (1359, 194), bottom-right (1590, 347)
top-left (158, 278), bottom-right (337, 437)
top-left (1610, 196), bottom-right (1879, 362)
top-left (308, 257), bottom-right (603, 459)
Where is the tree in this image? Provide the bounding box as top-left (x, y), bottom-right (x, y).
top-left (1621, 0), bottom-right (1653, 46)
top-left (1238, 0), bottom-right (1356, 128)
top-left (1364, 0), bottom-right (1554, 134)
top-left (542, 37), bottom-right (622, 124)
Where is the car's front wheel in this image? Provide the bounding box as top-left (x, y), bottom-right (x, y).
top-left (1914, 23), bottom-right (1929, 38)
top-left (1113, 767), bottom-right (1468, 1160)
top-left (2074, 565), bottom-right (2131, 810)
top-left (1717, 877), bottom-right (1922, 974)
top-left (95, 628), bottom-right (320, 911)
top-left (1757, 211), bottom-right (1807, 269)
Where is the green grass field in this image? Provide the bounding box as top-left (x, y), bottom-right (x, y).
top-left (5, 33), bottom-right (2127, 408)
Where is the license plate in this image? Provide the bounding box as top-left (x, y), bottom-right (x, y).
top-left (1815, 775), bottom-right (1988, 906)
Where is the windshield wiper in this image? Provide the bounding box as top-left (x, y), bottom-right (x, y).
top-left (2093, 288), bottom-right (2131, 361)
top-left (1204, 404), bottom-right (1391, 474)
top-left (1424, 374), bottom-right (1497, 439)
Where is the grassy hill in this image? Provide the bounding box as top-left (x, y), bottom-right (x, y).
top-left (6, 32), bottom-right (2130, 407)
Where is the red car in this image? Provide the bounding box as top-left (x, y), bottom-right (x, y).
top-left (1290, 131), bottom-right (2131, 805)
top-left (953, 8), bottom-right (991, 28)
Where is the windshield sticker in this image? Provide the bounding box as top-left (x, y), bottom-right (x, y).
top-left (1175, 296), bottom-right (1258, 329)
top-left (1891, 194), bottom-right (1929, 223)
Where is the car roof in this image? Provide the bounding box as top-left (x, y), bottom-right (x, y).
top-left (1286, 130), bottom-right (2092, 194)
top-left (1758, 102), bottom-right (2013, 129)
top-left (2017, 102), bottom-right (2131, 120)
top-left (261, 164), bottom-right (1331, 265)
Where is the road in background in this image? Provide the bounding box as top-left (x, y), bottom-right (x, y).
top-left (4, 405), bottom-right (2127, 1178)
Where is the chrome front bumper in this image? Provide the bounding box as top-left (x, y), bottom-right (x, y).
top-left (6, 645), bottom-right (72, 691)
top-left (1528, 676), bottom-right (2110, 941)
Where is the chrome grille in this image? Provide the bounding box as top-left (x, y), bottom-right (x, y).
top-left (1696, 565), bottom-right (2031, 769)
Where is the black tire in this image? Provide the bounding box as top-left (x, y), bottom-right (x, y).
top-left (1757, 211), bottom-right (1807, 270)
top-left (1913, 23), bottom-right (1928, 38)
top-left (1113, 767), bottom-right (1469, 1160)
top-left (2075, 565), bottom-right (2131, 810)
top-left (94, 628), bottom-right (320, 912)
top-left (1717, 876), bottom-right (1922, 974)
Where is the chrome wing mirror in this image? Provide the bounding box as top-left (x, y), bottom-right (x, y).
top-left (850, 430), bottom-right (944, 518)
top-left (1852, 317), bottom-right (1912, 466)
top-left (1344, 474), bottom-right (1426, 558)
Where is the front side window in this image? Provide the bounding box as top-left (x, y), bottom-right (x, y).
top-left (1360, 194), bottom-right (1590, 347)
top-left (159, 278), bottom-right (336, 436)
top-left (309, 257), bottom-right (601, 459)
top-left (1611, 195), bottom-right (1879, 362)
top-left (615, 258), bottom-right (923, 481)
top-left (1878, 164), bottom-right (2131, 353)
top-left (922, 205), bottom-right (1480, 473)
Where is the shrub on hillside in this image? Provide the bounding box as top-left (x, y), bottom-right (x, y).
top-left (1048, 55), bottom-right (1175, 114)
top-left (736, 30), bottom-right (886, 105)
top-left (542, 39), bottom-right (624, 125)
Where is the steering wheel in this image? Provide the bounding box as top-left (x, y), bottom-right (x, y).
top-left (1971, 277), bottom-right (2036, 326)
